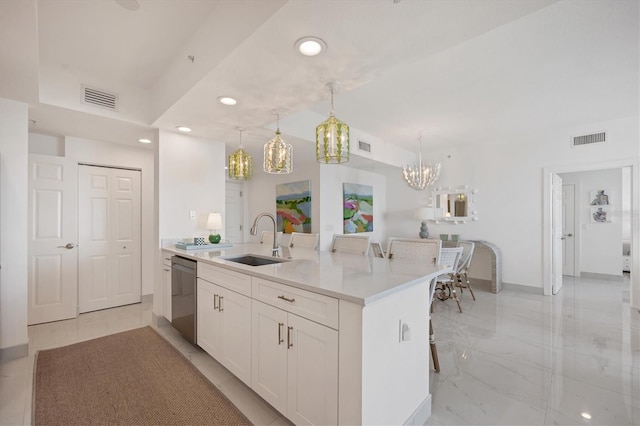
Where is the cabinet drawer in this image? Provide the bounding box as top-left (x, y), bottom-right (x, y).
top-left (198, 263), bottom-right (251, 297)
top-left (252, 277), bottom-right (338, 329)
top-left (162, 254), bottom-right (172, 267)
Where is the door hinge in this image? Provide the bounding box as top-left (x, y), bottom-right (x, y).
top-left (239, 191), bottom-right (243, 197)
top-left (239, 225), bottom-right (243, 231)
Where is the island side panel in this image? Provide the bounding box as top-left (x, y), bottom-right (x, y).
top-left (338, 300), bottom-right (363, 425)
top-left (361, 280), bottom-right (431, 425)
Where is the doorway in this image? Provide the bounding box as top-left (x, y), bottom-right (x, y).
top-left (561, 184), bottom-right (577, 276)
top-left (543, 160), bottom-right (639, 310)
top-left (78, 165), bottom-right (141, 313)
top-left (225, 181), bottom-right (244, 243)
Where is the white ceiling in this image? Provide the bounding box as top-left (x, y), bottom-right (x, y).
top-left (1, 0), bottom-right (637, 156)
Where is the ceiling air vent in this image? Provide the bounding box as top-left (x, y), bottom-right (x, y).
top-left (82, 85), bottom-right (118, 111)
top-left (358, 140), bottom-right (371, 153)
top-left (572, 131), bottom-right (606, 147)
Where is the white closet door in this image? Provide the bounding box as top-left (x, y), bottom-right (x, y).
top-left (78, 166), bottom-right (141, 313)
top-left (28, 155), bottom-right (78, 325)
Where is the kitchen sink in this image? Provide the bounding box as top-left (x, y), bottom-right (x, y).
top-left (224, 255), bottom-right (289, 266)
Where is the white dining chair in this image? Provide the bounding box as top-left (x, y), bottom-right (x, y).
top-left (330, 234), bottom-right (371, 256)
top-left (369, 242), bottom-right (385, 258)
top-left (455, 241), bottom-right (476, 300)
top-left (435, 246), bottom-right (464, 313)
top-left (385, 237), bottom-right (442, 372)
top-left (289, 232), bottom-right (319, 250)
top-left (428, 276), bottom-right (440, 372)
top-left (386, 238), bottom-right (441, 264)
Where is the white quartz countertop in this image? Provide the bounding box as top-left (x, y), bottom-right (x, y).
top-left (162, 242), bottom-right (449, 305)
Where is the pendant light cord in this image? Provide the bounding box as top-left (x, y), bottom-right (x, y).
top-left (330, 87), bottom-right (335, 115)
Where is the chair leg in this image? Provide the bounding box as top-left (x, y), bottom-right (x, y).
top-left (455, 273), bottom-right (464, 294)
top-left (429, 319), bottom-right (440, 373)
top-left (465, 272), bottom-right (476, 301)
top-left (447, 282), bottom-right (463, 313)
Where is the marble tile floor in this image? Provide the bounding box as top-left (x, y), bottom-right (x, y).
top-left (1, 275), bottom-right (638, 426)
top-left (428, 274), bottom-right (639, 426)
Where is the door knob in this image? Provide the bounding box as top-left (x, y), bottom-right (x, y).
top-left (562, 233), bottom-right (573, 237)
top-left (57, 243), bottom-right (76, 249)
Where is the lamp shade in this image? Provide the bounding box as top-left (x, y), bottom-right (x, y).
top-left (316, 113), bottom-right (350, 164)
top-left (264, 128), bottom-right (293, 174)
top-left (206, 212), bottom-right (223, 231)
top-left (316, 82), bottom-right (349, 164)
top-left (415, 207), bottom-right (432, 220)
top-left (228, 148), bottom-right (253, 180)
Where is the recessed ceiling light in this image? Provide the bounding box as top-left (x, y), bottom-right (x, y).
top-left (138, 138), bottom-right (152, 144)
top-left (295, 36), bottom-right (326, 56)
top-left (581, 412), bottom-right (592, 420)
top-left (218, 96), bottom-right (237, 106)
top-left (176, 126), bottom-right (192, 132)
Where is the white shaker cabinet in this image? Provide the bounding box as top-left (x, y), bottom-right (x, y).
top-left (251, 276), bottom-right (339, 426)
top-left (162, 255), bottom-right (172, 322)
top-left (197, 265), bottom-right (252, 386)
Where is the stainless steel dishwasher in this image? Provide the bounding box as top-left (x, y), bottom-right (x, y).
top-left (171, 255), bottom-right (197, 344)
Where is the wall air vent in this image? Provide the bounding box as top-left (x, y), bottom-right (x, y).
top-left (572, 131), bottom-right (606, 147)
top-left (81, 85), bottom-right (118, 111)
top-left (358, 140), bottom-right (371, 153)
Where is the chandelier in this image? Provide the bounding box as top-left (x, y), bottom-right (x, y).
top-left (316, 82), bottom-right (349, 164)
top-left (264, 112), bottom-right (292, 174)
top-left (402, 133), bottom-right (440, 190)
top-left (228, 128), bottom-right (253, 180)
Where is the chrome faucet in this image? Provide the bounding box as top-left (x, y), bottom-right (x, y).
top-left (250, 212), bottom-right (279, 256)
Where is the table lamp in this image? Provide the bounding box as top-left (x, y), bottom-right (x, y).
top-left (206, 212), bottom-right (223, 244)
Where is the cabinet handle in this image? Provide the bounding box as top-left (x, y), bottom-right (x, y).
top-left (214, 294), bottom-right (218, 310)
top-left (219, 296), bottom-right (224, 312)
top-left (287, 326), bottom-right (293, 349)
top-left (278, 295), bottom-right (295, 303)
top-left (278, 322), bottom-right (284, 345)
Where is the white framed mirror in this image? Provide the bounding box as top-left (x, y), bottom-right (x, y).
top-left (431, 186), bottom-right (478, 224)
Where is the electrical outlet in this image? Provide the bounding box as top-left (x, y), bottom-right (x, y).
top-left (189, 210), bottom-right (196, 220)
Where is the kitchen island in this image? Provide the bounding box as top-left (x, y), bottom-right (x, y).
top-left (161, 243), bottom-right (448, 425)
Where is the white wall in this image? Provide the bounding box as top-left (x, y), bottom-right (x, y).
top-left (0, 98), bottom-right (29, 354)
top-left (242, 141), bottom-right (320, 244)
top-left (385, 115), bottom-right (639, 289)
top-left (28, 132), bottom-right (64, 156)
top-left (318, 164), bottom-right (387, 251)
top-left (157, 130), bottom-right (226, 318)
top-left (241, 139), bottom-right (388, 252)
top-left (561, 169), bottom-right (623, 276)
top-left (622, 166), bottom-right (632, 241)
top-left (158, 130), bottom-right (226, 240)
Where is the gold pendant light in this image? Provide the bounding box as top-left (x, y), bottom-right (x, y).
top-left (228, 128), bottom-right (253, 180)
top-left (316, 82), bottom-right (349, 164)
top-left (264, 112), bottom-right (293, 174)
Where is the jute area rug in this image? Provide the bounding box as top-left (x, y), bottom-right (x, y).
top-left (33, 326), bottom-right (251, 425)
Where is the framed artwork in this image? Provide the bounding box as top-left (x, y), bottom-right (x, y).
top-left (589, 189), bottom-right (610, 205)
top-left (343, 183), bottom-right (373, 233)
top-left (591, 206), bottom-right (611, 223)
top-left (276, 180), bottom-right (311, 233)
